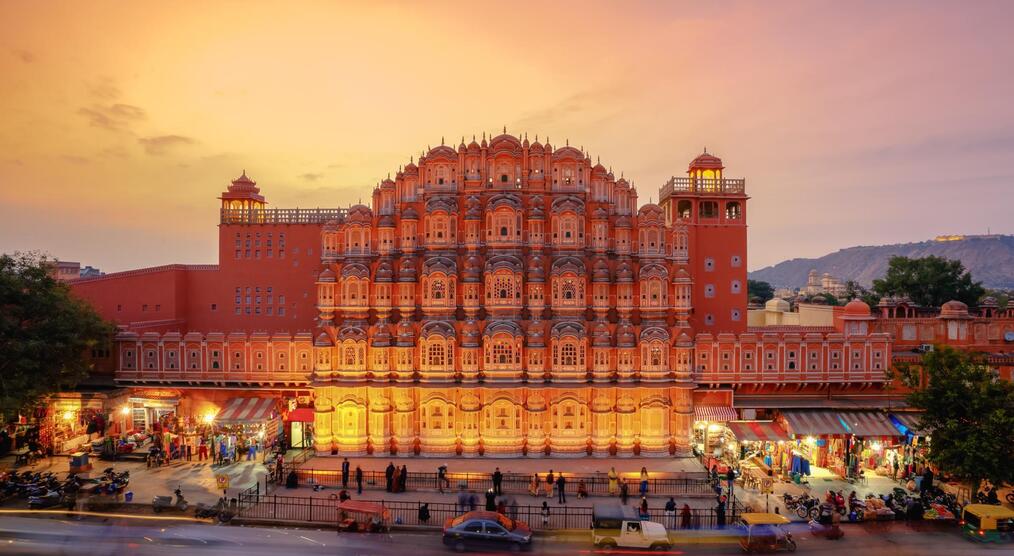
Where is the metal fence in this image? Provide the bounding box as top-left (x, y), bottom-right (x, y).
top-left (236, 492), bottom-right (737, 531)
top-left (272, 465), bottom-right (715, 498)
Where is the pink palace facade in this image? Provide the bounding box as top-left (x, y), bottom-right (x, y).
top-left (70, 132), bottom-right (1014, 458)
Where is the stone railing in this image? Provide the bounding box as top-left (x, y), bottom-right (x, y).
top-left (221, 208), bottom-right (349, 225)
top-left (659, 177), bottom-right (746, 199)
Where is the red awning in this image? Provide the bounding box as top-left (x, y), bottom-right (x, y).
top-left (285, 407), bottom-right (315, 423)
top-left (781, 410), bottom-right (850, 436)
top-left (727, 421), bottom-right (790, 442)
top-left (215, 397), bottom-right (276, 424)
top-left (694, 406), bottom-right (738, 422)
top-left (840, 411), bottom-right (899, 437)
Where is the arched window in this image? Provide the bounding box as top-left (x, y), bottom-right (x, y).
top-left (561, 343), bottom-right (577, 366)
top-left (431, 279), bottom-right (445, 300)
top-left (344, 346), bottom-right (356, 366)
top-left (725, 202), bottom-right (742, 219)
top-left (427, 343), bottom-right (445, 367)
top-left (677, 201), bottom-right (692, 219)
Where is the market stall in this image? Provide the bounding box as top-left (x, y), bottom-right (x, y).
top-left (284, 407), bottom-right (315, 449)
top-left (693, 405), bottom-right (739, 472)
top-left (213, 397), bottom-right (279, 461)
top-left (725, 420), bottom-right (792, 486)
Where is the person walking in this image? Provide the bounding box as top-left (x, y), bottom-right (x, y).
top-left (557, 473), bottom-right (567, 505)
top-left (457, 487), bottom-right (469, 514)
top-left (438, 464), bottom-right (450, 493)
top-left (355, 465), bottom-right (363, 495)
top-left (418, 503), bottom-right (430, 524)
top-left (399, 464), bottom-right (408, 492)
top-left (468, 492), bottom-right (478, 511)
top-left (341, 457), bottom-right (350, 489)
top-left (485, 488), bottom-right (497, 511)
top-left (620, 481), bottom-right (629, 505)
top-left (639, 467), bottom-right (649, 497)
top-left (546, 470), bottom-right (555, 499)
top-left (540, 501), bottom-right (550, 528)
top-left (198, 436), bottom-right (208, 461)
top-left (509, 497), bottom-right (519, 521)
top-left (529, 473), bottom-right (540, 497)
top-left (385, 462), bottom-right (395, 492)
top-left (608, 466), bottom-right (619, 496)
top-left (492, 467), bottom-right (503, 496)
top-left (186, 439), bottom-right (193, 462)
top-left (639, 496), bottom-right (649, 518)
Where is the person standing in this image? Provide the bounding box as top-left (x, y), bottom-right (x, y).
top-left (640, 496), bottom-right (649, 518)
top-left (468, 492), bottom-right (478, 511)
top-left (341, 457), bottom-right (350, 489)
top-left (608, 466), bottom-right (619, 496)
top-left (485, 488), bottom-right (497, 511)
top-left (198, 436), bottom-right (208, 462)
top-left (546, 470), bottom-right (555, 499)
top-left (541, 501), bottom-right (550, 528)
top-left (529, 473), bottom-right (540, 497)
top-left (509, 497), bottom-right (519, 521)
top-left (716, 496), bottom-right (727, 529)
top-left (457, 487), bottom-right (469, 513)
top-left (665, 497), bottom-right (677, 530)
top-left (639, 467), bottom-right (649, 497)
top-left (186, 439), bottom-right (193, 462)
top-left (680, 503), bottom-right (692, 530)
top-left (922, 466), bottom-right (934, 494)
top-left (355, 465), bottom-right (363, 495)
top-left (391, 466), bottom-right (402, 494)
top-left (726, 467), bottom-right (736, 501)
top-left (438, 464), bottom-right (450, 493)
top-left (557, 473), bottom-right (567, 505)
top-left (492, 467), bottom-right (503, 496)
top-left (620, 481), bottom-right (629, 505)
top-left (400, 464), bottom-right (408, 493)
top-left (385, 462), bottom-right (395, 492)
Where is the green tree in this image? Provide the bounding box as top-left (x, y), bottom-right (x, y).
top-left (0, 252), bottom-right (115, 420)
top-left (872, 255), bottom-right (984, 308)
top-left (893, 346), bottom-right (1014, 490)
top-left (843, 279), bottom-right (880, 306)
top-left (747, 279), bottom-right (774, 303)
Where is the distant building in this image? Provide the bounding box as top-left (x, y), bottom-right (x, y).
top-left (48, 260), bottom-right (103, 282)
top-left (804, 269), bottom-right (847, 298)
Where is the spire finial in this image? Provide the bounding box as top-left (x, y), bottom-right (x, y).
top-left (597, 155), bottom-right (600, 164)
top-left (524, 132), bottom-right (528, 140)
top-left (441, 136), bottom-right (444, 146)
top-left (503, 125), bottom-right (507, 134)
top-left (566, 138), bottom-right (569, 146)
top-left (482, 131), bottom-right (486, 140)
top-left (410, 156), bottom-right (413, 164)
top-left (472, 134), bottom-right (476, 141)
top-left (703, 146), bottom-right (708, 154)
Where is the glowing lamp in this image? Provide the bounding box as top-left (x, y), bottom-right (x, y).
top-left (871, 442), bottom-right (882, 452)
top-left (120, 406), bottom-right (130, 415)
top-left (202, 413), bottom-right (215, 424)
top-left (707, 423), bottom-right (723, 432)
top-left (805, 436), bottom-right (816, 446)
top-left (62, 410), bottom-right (75, 421)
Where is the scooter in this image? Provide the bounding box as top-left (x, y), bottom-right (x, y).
top-left (153, 486), bottom-right (188, 513)
top-left (28, 489), bottom-right (64, 509)
top-left (195, 497), bottom-right (234, 523)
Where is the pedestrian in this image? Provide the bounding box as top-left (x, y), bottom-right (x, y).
top-left (509, 497), bottom-right (519, 521)
top-left (418, 503), bottom-right (430, 524)
top-left (716, 496), bottom-right (727, 529)
top-left (198, 436), bottom-right (208, 461)
top-left (608, 466), bottom-right (619, 496)
top-left (457, 487), bottom-right (469, 513)
top-left (640, 496), bottom-right (649, 518)
top-left (620, 481), bottom-right (629, 505)
top-left (385, 462), bottom-right (395, 492)
top-left (400, 464), bottom-right (408, 492)
top-left (892, 456), bottom-right (900, 480)
top-left (665, 497), bottom-right (677, 529)
top-left (341, 457), bottom-right (350, 489)
top-left (557, 473), bottom-right (567, 504)
top-left (186, 440), bottom-right (193, 462)
top-left (468, 492), bottom-right (478, 511)
top-left (392, 465), bottom-right (402, 494)
top-left (210, 437), bottom-right (218, 464)
top-left (577, 479), bottom-right (588, 499)
top-left (726, 467), bottom-right (736, 498)
top-left (496, 497), bottom-right (506, 515)
top-left (492, 467), bottom-right (503, 496)
top-left (485, 488), bottom-right (497, 511)
top-left (438, 464), bottom-right (450, 493)
top-left (275, 454), bottom-right (284, 484)
top-left (540, 501), bottom-right (550, 527)
top-left (680, 504), bottom-right (692, 530)
top-left (921, 466), bottom-right (934, 494)
top-left (640, 467), bottom-right (649, 496)
top-left (247, 440), bottom-right (256, 461)
top-left (355, 465), bottom-right (363, 495)
top-left (546, 470), bottom-right (555, 499)
top-left (529, 473), bottom-right (540, 497)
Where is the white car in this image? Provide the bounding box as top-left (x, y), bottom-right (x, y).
top-left (592, 503), bottom-right (672, 550)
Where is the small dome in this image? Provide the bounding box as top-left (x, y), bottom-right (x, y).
top-left (398, 257), bottom-right (417, 281)
top-left (979, 296), bottom-right (998, 308)
top-left (372, 323), bottom-right (392, 346)
top-left (616, 322), bottom-right (635, 347)
top-left (616, 260), bottom-right (633, 281)
top-left (401, 206), bottom-right (419, 220)
top-left (374, 259), bottom-right (394, 281)
top-left (527, 256), bottom-right (545, 281)
top-left (317, 268), bottom-right (336, 282)
top-left (940, 300), bottom-right (970, 318)
top-left (314, 332), bottom-right (333, 347)
top-left (378, 213), bottom-right (395, 227)
top-left (765, 298), bottom-right (790, 312)
top-left (689, 150), bottom-right (724, 171)
top-left (842, 299), bottom-right (872, 317)
top-left (593, 258), bottom-right (610, 282)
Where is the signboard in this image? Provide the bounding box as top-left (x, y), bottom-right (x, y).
top-left (760, 477), bottom-right (774, 494)
top-left (215, 474), bottom-right (231, 491)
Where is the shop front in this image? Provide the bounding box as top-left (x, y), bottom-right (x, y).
top-left (212, 397), bottom-right (280, 461)
top-left (725, 420), bottom-right (792, 487)
top-left (693, 405), bottom-right (739, 473)
top-left (126, 389), bottom-right (182, 433)
top-left (780, 410), bottom-right (907, 480)
top-left (284, 406), bottom-right (315, 450)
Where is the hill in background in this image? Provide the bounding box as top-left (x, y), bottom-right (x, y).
top-left (749, 235), bottom-right (1014, 289)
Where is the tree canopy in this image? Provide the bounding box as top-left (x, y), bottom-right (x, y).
top-left (894, 346), bottom-right (1014, 489)
top-left (747, 279), bottom-right (774, 303)
top-left (872, 255), bottom-right (984, 308)
top-left (0, 253), bottom-right (115, 420)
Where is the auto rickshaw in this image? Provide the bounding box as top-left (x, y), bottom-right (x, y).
top-left (961, 504), bottom-right (1014, 543)
top-left (336, 500), bottom-right (392, 533)
top-left (736, 513), bottom-right (796, 553)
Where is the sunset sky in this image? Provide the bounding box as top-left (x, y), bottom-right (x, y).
top-left (2, 1), bottom-right (1012, 273)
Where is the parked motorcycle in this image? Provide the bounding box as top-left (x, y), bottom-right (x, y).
top-left (28, 489), bottom-right (64, 509)
top-left (153, 486), bottom-right (188, 513)
top-left (195, 497), bottom-right (234, 523)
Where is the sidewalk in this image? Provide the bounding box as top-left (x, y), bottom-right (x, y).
top-left (296, 455), bottom-right (707, 478)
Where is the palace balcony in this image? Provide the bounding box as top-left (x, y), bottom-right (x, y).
top-left (658, 177), bottom-right (746, 201)
top-left (220, 208), bottom-right (349, 225)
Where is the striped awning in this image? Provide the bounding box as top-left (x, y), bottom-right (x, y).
top-left (890, 412), bottom-right (927, 436)
top-left (838, 411), bottom-right (899, 437)
top-left (694, 405), bottom-right (738, 422)
top-left (727, 421), bottom-right (791, 442)
top-left (781, 410), bottom-right (850, 436)
top-left (215, 397), bottom-right (276, 424)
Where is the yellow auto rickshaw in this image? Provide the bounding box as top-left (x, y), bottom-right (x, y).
top-left (736, 513), bottom-right (796, 553)
top-left (961, 504), bottom-right (1014, 543)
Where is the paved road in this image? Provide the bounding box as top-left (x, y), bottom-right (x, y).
top-left (0, 513), bottom-right (1005, 556)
